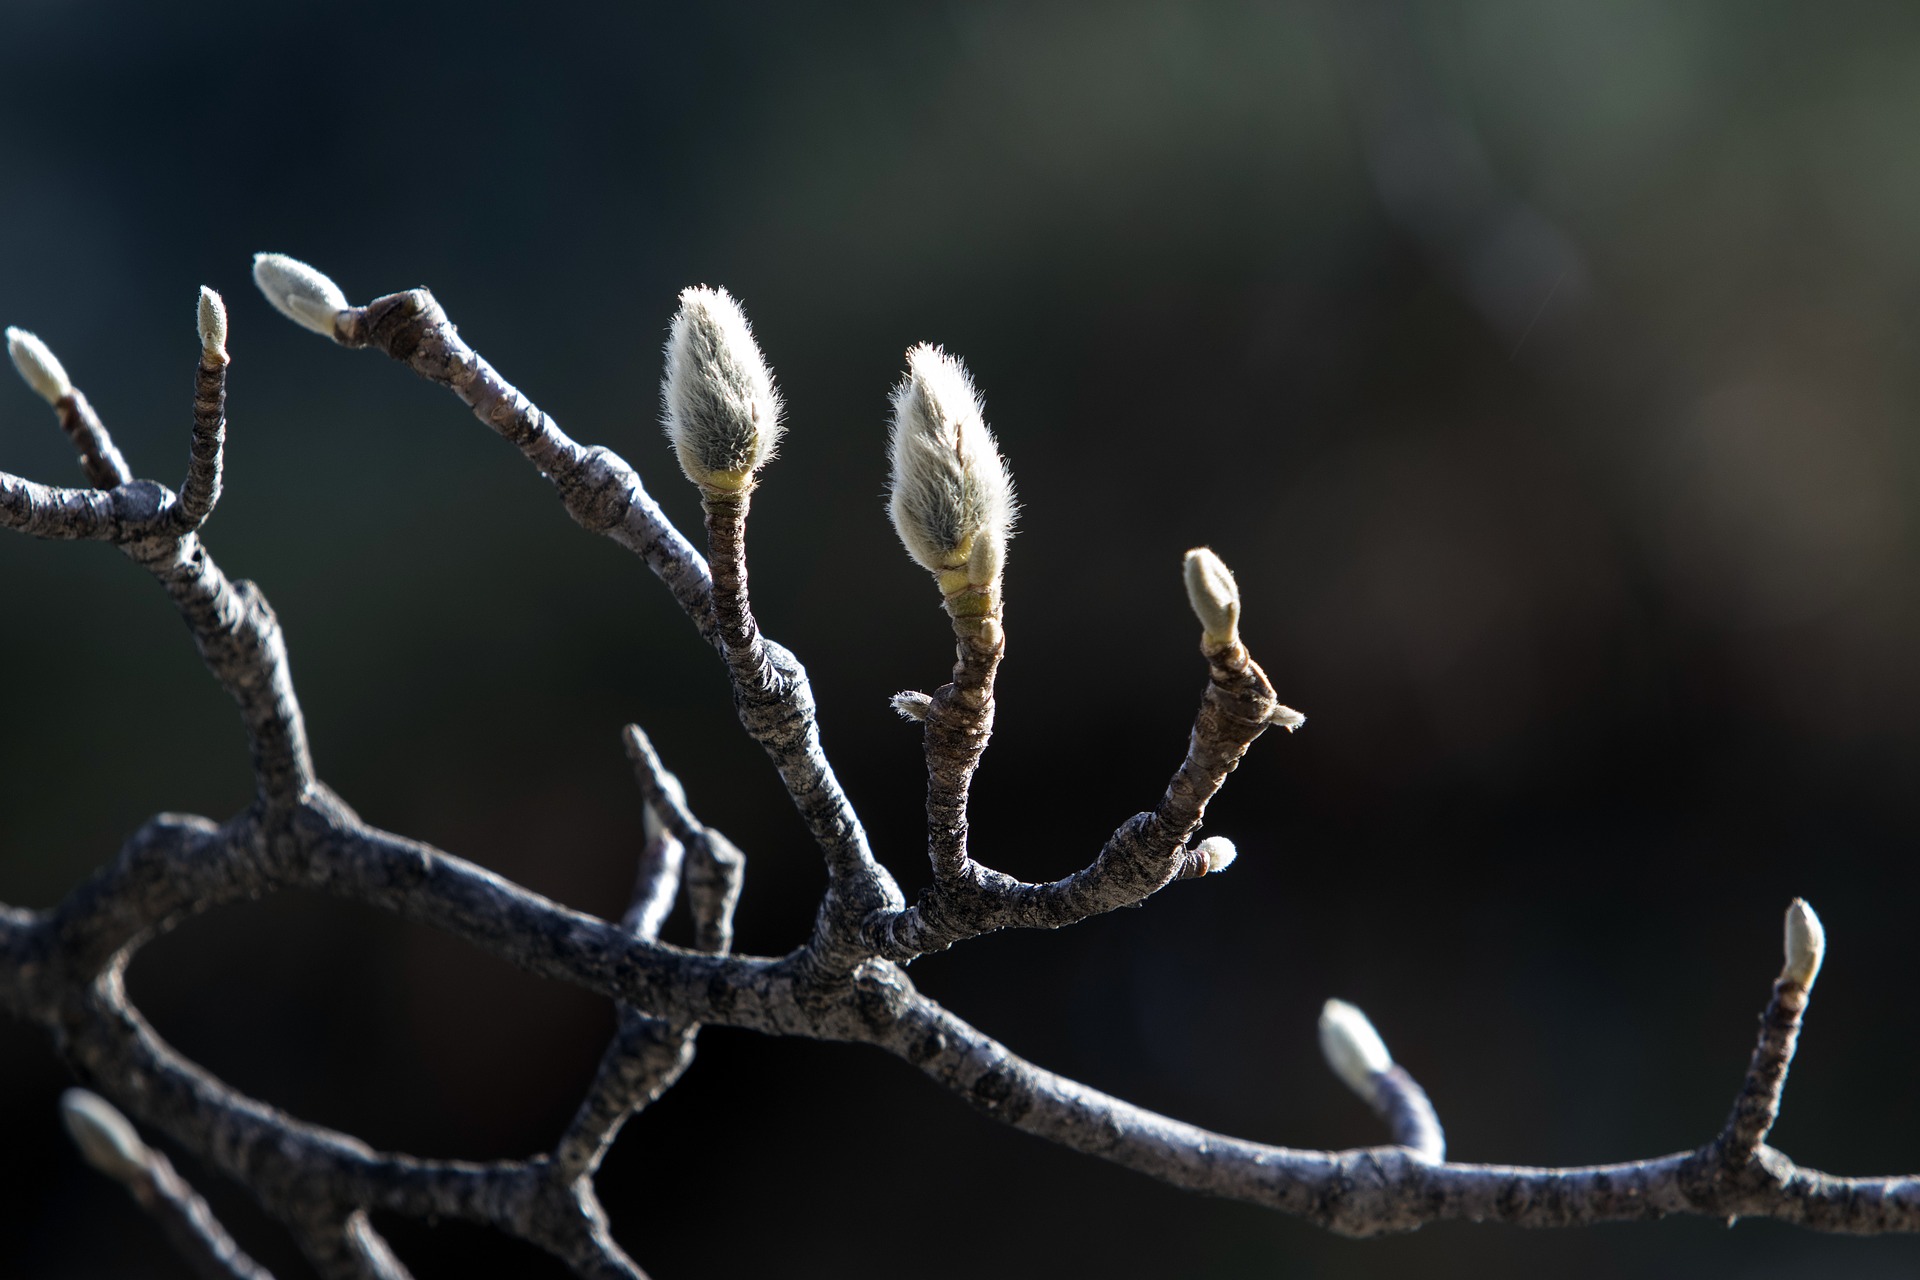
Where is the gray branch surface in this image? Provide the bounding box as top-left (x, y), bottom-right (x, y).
top-left (4, 270), bottom-right (1918, 1278)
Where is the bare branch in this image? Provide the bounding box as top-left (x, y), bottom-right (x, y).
top-left (2, 319), bottom-right (312, 800)
top-left (0, 468), bottom-right (131, 539)
top-left (324, 283), bottom-right (904, 962)
top-left (55, 386), bottom-right (134, 489)
top-left (555, 728), bottom-right (744, 1181)
top-left (620, 724), bottom-right (742, 956)
top-left (61, 1089), bottom-right (278, 1280)
top-left (288, 1210), bottom-right (414, 1280)
top-left (870, 632), bottom-right (1287, 960)
top-left (176, 287), bottom-right (229, 530)
top-left (1318, 999), bottom-right (1446, 1161)
top-left (10, 262), bottom-right (1920, 1280)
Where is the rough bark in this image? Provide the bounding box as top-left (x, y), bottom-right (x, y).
top-left (3, 274), bottom-right (1917, 1280)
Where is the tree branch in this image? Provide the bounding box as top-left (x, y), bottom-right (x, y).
top-left (7, 266), bottom-right (1920, 1280)
top-left (60, 1089), bottom-right (278, 1280)
top-left (869, 637), bottom-right (1287, 960)
top-left (331, 287), bottom-right (904, 967)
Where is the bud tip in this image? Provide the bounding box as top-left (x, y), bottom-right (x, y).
top-left (1194, 835), bottom-right (1238, 874)
top-left (6, 326), bottom-right (72, 404)
top-left (891, 690), bottom-right (933, 722)
top-left (1183, 547), bottom-right (1241, 648)
top-left (1269, 704), bottom-right (1306, 732)
top-left (198, 286), bottom-right (228, 361)
top-left (59, 1089), bottom-right (150, 1182)
top-left (1319, 998), bottom-right (1393, 1103)
top-left (1784, 898), bottom-right (1824, 989)
top-left (886, 343), bottom-right (1016, 585)
top-left (661, 285), bottom-right (783, 491)
top-left (252, 252), bottom-right (349, 339)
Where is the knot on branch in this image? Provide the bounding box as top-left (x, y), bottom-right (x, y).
top-left (566, 447), bottom-right (639, 533)
top-left (346, 288), bottom-right (441, 360)
top-left (1319, 1149), bottom-right (1430, 1238)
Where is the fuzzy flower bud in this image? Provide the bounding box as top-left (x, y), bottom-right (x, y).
top-left (660, 286), bottom-right (783, 492)
top-left (198, 286), bottom-right (228, 363)
top-left (886, 344), bottom-right (1016, 595)
top-left (1784, 897), bottom-right (1825, 989)
top-left (59, 1089), bottom-right (150, 1183)
top-left (890, 690), bottom-right (934, 722)
top-left (1183, 547), bottom-right (1241, 648)
top-left (6, 327), bottom-right (72, 404)
top-left (252, 252), bottom-right (349, 339)
top-left (1193, 835), bottom-right (1238, 874)
top-left (1318, 998), bottom-right (1393, 1104)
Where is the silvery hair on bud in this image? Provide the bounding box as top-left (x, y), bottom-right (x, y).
top-left (1318, 998), bottom-right (1393, 1104)
top-left (887, 343), bottom-right (1016, 575)
top-left (1183, 547), bottom-right (1241, 645)
top-left (5, 327), bottom-right (72, 404)
top-left (252, 252), bottom-right (349, 339)
top-left (1784, 897), bottom-right (1825, 989)
top-left (660, 286), bottom-right (783, 488)
top-left (198, 286), bottom-right (228, 360)
top-left (59, 1088), bottom-right (151, 1182)
top-left (1193, 835), bottom-right (1238, 874)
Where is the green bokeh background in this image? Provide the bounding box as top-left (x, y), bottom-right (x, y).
top-left (4, 2), bottom-right (1920, 1276)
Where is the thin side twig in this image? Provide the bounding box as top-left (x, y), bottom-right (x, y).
top-left (871, 636), bottom-right (1283, 960)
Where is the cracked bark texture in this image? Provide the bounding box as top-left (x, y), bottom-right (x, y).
top-left (4, 269), bottom-right (1920, 1279)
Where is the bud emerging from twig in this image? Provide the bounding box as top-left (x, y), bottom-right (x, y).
top-left (886, 344), bottom-right (1016, 598)
top-left (1193, 835), bottom-right (1238, 874)
top-left (5, 327), bottom-right (72, 404)
top-left (59, 1089), bottom-right (151, 1183)
top-left (252, 252), bottom-right (350, 339)
top-left (198, 286), bottom-right (229, 363)
top-left (1183, 547), bottom-right (1240, 649)
top-left (1783, 897), bottom-right (1824, 989)
top-left (1319, 998), bottom-right (1393, 1104)
top-left (660, 286), bottom-right (783, 492)
top-left (891, 690), bottom-right (933, 722)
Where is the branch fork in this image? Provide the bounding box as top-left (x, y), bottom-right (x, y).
top-left (4, 262), bottom-right (1916, 1279)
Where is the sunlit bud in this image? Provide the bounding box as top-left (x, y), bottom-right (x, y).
top-left (660, 286), bottom-right (783, 492)
top-left (252, 252), bottom-right (349, 339)
top-left (1784, 898), bottom-right (1825, 989)
top-left (5, 327), bottom-right (72, 404)
top-left (1183, 548), bottom-right (1240, 648)
top-left (891, 690), bottom-right (933, 722)
top-left (198, 286), bottom-right (228, 363)
top-left (1269, 705), bottom-right (1306, 733)
top-left (59, 1089), bottom-right (150, 1183)
top-left (1318, 998), bottom-right (1393, 1104)
top-left (1194, 835), bottom-right (1237, 874)
top-left (886, 344), bottom-right (1016, 591)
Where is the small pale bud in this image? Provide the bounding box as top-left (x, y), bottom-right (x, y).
top-left (6, 327), bottom-right (72, 404)
top-left (886, 344), bottom-right (1016, 586)
top-left (1183, 548), bottom-right (1240, 647)
top-left (1783, 898), bottom-right (1824, 989)
top-left (891, 690), bottom-right (933, 722)
top-left (1194, 835), bottom-right (1237, 874)
top-left (59, 1089), bottom-right (150, 1182)
top-left (252, 252), bottom-right (349, 339)
top-left (660, 286), bottom-right (783, 491)
top-left (1269, 705), bottom-right (1306, 733)
top-left (198, 286), bottom-right (228, 362)
top-left (1318, 998), bottom-right (1393, 1104)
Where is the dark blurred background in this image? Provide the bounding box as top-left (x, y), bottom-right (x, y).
top-left (3, 1), bottom-right (1919, 1276)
